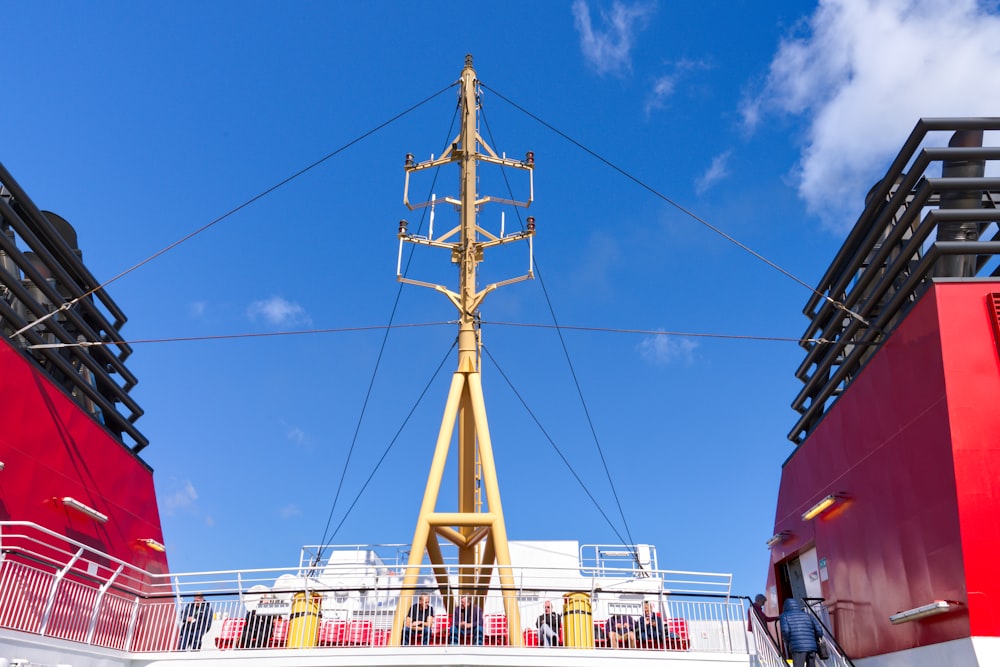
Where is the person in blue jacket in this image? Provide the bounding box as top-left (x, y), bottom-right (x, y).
top-left (779, 598), bottom-right (823, 667)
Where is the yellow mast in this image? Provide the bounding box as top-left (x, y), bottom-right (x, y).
top-left (390, 54), bottom-right (535, 646)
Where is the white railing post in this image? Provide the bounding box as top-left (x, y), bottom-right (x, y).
top-left (39, 546), bottom-right (84, 634)
top-left (85, 563), bottom-right (124, 644)
top-left (123, 595), bottom-right (141, 651)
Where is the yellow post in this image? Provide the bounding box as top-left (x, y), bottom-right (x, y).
top-left (562, 592), bottom-right (595, 648)
top-left (287, 591), bottom-right (321, 649)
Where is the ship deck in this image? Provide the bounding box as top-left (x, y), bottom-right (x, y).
top-left (0, 521), bottom-right (785, 667)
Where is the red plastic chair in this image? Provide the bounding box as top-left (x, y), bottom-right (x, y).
top-left (523, 628), bottom-right (539, 646)
top-left (345, 619), bottom-right (373, 645)
top-left (214, 618), bottom-right (245, 649)
top-left (270, 618), bottom-right (288, 648)
top-left (484, 614), bottom-right (508, 645)
top-left (593, 619), bottom-right (608, 647)
top-left (373, 628), bottom-right (390, 646)
top-left (665, 618), bottom-right (690, 651)
top-left (430, 615), bottom-right (451, 645)
top-left (318, 619), bottom-right (347, 646)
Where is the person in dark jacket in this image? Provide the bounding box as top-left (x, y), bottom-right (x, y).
top-left (178, 593), bottom-right (212, 650)
top-left (239, 595), bottom-right (275, 648)
top-left (779, 598), bottom-right (823, 667)
top-left (402, 594), bottom-right (434, 645)
top-left (637, 601), bottom-right (664, 648)
top-left (535, 600), bottom-right (562, 646)
top-left (449, 595), bottom-right (483, 645)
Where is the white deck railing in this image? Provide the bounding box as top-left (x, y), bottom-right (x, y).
top-left (0, 521), bottom-right (755, 657)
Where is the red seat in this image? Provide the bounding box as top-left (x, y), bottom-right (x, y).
top-left (430, 615), bottom-right (451, 645)
top-left (214, 618), bottom-right (245, 650)
top-left (523, 628), bottom-right (539, 646)
top-left (593, 619), bottom-right (608, 647)
top-left (318, 619), bottom-right (347, 646)
top-left (270, 618), bottom-right (288, 648)
top-left (345, 619), bottom-right (373, 645)
top-left (373, 628), bottom-right (390, 646)
top-left (484, 614), bottom-right (508, 645)
top-left (665, 618), bottom-right (690, 651)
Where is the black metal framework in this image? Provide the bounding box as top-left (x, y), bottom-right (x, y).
top-left (0, 162), bottom-right (147, 452)
top-left (790, 118), bottom-right (1000, 445)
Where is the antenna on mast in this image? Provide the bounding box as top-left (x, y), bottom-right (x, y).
top-left (391, 54), bottom-right (535, 646)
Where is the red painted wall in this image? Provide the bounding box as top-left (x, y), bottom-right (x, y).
top-left (766, 282), bottom-right (1000, 659)
top-left (939, 287), bottom-right (1000, 638)
top-left (0, 339), bottom-right (168, 579)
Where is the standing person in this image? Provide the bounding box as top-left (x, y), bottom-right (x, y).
top-left (179, 593), bottom-right (212, 650)
top-left (779, 598), bottom-right (823, 667)
top-left (637, 601), bottom-right (664, 648)
top-left (535, 600), bottom-right (562, 646)
top-left (749, 594), bottom-right (778, 633)
top-left (402, 594), bottom-right (434, 645)
top-left (449, 595), bottom-right (483, 645)
top-left (748, 593), bottom-right (779, 656)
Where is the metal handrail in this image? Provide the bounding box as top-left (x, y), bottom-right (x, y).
top-left (0, 520), bottom-right (749, 656)
top-left (802, 597), bottom-right (855, 667)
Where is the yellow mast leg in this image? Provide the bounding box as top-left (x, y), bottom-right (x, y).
top-left (391, 54), bottom-right (534, 646)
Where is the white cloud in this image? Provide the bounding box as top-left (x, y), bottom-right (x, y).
top-left (645, 59), bottom-right (710, 116)
top-left (189, 301), bottom-right (207, 317)
top-left (696, 150), bottom-right (732, 194)
top-left (278, 504), bottom-right (301, 520)
top-left (572, 0), bottom-right (656, 77)
top-left (163, 480), bottom-right (198, 515)
top-left (647, 74), bottom-right (677, 109)
top-left (638, 333), bottom-right (698, 365)
top-left (286, 425), bottom-right (308, 446)
top-left (247, 296), bottom-right (311, 327)
top-left (744, 0), bottom-right (1000, 229)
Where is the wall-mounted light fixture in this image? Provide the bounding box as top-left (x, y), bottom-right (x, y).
top-left (766, 531), bottom-right (792, 548)
top-left (889, 600), bottom-right (962, 624)
top-left (802, 494), bottom-right (843, 521)
top-left (60, 497), bottom-right (108, 523)
top-left (139, 538), bottom-right (166, 552)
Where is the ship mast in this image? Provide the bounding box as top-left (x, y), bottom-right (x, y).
top-left (391, 54), bottom-right (535, 646)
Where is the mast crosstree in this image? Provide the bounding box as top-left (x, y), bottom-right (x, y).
top-left (390, 55), bottom-right (535, 646)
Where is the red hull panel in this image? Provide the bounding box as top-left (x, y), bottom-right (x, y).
top-left (768, 282), bottom-right (1000, 658)
top-left (0, 339), bottom-right (168, 577)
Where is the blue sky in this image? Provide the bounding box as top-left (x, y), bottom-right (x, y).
top-left (4, 1), bottom-right (1000, 594)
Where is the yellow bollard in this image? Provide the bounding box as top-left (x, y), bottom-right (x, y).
top-left (287, 591), bottom-right (321, 648)
top-left (562, 592), bottom-right (594, 648)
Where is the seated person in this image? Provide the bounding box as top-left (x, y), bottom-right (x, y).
top-left (238, 594), bottom-right (275, 649)
top-left (402, 594), bottom-right (434, 645)
top-left (637, 601), bottom-right (664, 648)
top-left (449, 595), bottom-right (483, 645)
top-left (607, 613), bottom-right (637, 649)
top-left (535, 600), bottom-right (562, 646)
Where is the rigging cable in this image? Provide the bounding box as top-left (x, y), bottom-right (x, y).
top-left (22, 321), bottom-right (454, 349)
top-left (325, 340), bottom-right (457, 545)
top-left (479, 82), bottom-right (875, 331)
top-left (481, 344), bottom-right (633, 547)
top-left (21, 319), bottom-right (848, 350)
top-left (479, 321), bottom-right (851, 346)
top-left (9, 82), bottom-right (459, 342)
top-left (312, 95), bottom-right (462, 562)
top-left (480, 101), bottom-right (640, 555)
